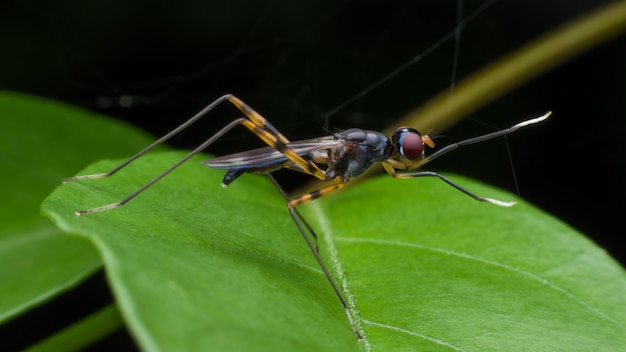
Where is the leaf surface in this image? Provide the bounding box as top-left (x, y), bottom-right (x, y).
top-left (43, 153), bottom-right (359, 350)
top-left (0, 92), bottom-right (154, 322)
top-left (316, 175), bottom-right (626, 350)
top-left (42, 147), bottom-right (626, 350)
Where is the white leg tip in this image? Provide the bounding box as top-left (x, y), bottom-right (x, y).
top-left (484, 198), bottom-right (517, 207)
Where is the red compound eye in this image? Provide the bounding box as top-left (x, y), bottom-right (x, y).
top-left (399, 131), bottom-right (424, 160)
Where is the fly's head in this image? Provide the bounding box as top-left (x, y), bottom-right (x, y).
top-left (389, 127), bottom-right (435, 161)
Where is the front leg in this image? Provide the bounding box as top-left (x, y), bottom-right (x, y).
top-left (381, 162), bottom-right (516, 207)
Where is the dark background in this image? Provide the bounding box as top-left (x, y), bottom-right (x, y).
top-left (2, 0), bottom-right (625, 347)
top-left (4, 0), bottom-right (624, 263)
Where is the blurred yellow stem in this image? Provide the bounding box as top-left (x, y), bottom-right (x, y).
top-left (391, 0), bottom-right (626, 135)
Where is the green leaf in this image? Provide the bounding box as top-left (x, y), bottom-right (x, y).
top-left (43, 152), bottom-right (360, 350)
top-left (42, 147), bottom-right (626, 350)
top-left (0, 91), bottom-right (156, 322)
top-left (315, 175), bottom-right (626, 350)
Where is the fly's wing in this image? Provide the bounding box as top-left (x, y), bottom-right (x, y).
top-left (203, 136), bottom-right (341, 170)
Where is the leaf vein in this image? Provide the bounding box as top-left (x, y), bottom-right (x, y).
top-left (337, 237), bottom-right (626, 332)
top-left (363, 319), bottom-right (467, 351)
top-left (309, 203), bottom-right (370, 350)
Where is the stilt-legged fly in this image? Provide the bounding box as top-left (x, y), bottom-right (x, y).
top-left (63, 94), bottom-right (550, 339)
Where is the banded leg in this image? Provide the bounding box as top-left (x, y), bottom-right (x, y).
top-left (287, 183), bottom-right (346, 208)
top-left (267, 175), bottom-right (362, 340)
top-left (64, 94), bottom-right (325, 183)
top-left (267, 175), bottom-right (320, 249)
top-left (67, 95), bottom-right (330, 214)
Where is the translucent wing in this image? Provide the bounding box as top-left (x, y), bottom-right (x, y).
top-left (203, 136), bottom-right (341, 170)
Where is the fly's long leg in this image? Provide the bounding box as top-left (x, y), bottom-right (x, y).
top-left (267, 175), bottom-right (362, 340)
top-left (74, 118), bottom-right (244, 214)
top-left (287, 183), bottom-right (346, 208)
top-left (268, 175), bottom-right (319, 250)
top-left (381, 111), bottom-right (551, 206)
top-left (287, 207), bottom-right (362, 340)
top-left (384, 165), bottom-right (516, 206)
top-left (408, 112), bottom-right (551, 170)
top-left (66, 95), bottom-right (330, 215)
top-left (64, 95), bottom-right (251, 182)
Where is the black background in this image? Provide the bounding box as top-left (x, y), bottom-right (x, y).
top-left (2, 0), bottom-right (625, 348)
